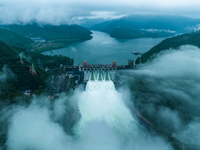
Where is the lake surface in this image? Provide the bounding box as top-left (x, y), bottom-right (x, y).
top-left (43, 31), bottom-right (164, 65)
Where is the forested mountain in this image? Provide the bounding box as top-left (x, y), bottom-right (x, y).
top-left (1, 24), bottom-right (93, 51)
top-left (0, 27), bottom-right (33, 48)
top-left (3, 24), bottom-right (92, 40)
top-left (137, 31), bottom-right (200, 63)
top-left (0, 40), bottom-right (24, 64)
top-left (0, 40), bottom-right (73, 101)
top-left (90, 15), bottom-right (200, 39)
top-left (110, 27), bottom-right (175, 39)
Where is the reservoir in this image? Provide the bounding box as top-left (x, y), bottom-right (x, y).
top-left (43, 31), bottom-right (164, 65)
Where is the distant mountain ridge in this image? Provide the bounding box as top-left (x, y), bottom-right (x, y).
top-left (89, 15), bottom-right (200, 39)
top-left (110, 27), bottom-right (175, 39)
top-left (79, 18), bottom-right (106, 28)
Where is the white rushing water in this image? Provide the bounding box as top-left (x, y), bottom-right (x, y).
top-left (72, 71), bottom-right (142, 149)
top-left (71, 71), bottom-right (173, 150)
top-left (85, 70), bottom-right (115, 91)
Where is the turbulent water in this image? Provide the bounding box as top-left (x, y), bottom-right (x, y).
top-left (77, 72), bottom-right (138, 136)
top-left (73, 77), bottom-right (140, 149)
top-left (69, 72), bottom-right (172, 150)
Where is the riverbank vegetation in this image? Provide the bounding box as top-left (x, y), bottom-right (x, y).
top-left (138, 31), bottom-right (200, 63)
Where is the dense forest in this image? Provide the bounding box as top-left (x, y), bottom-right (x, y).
top-left (138, 31), bottom-right (200, 63)
top-left (3, 24), bottom-right (92, 40)
top-left (110, 27), bottom-right (175, 39)
top-left (0, 27), bottom-right (33, 48)
top-left (0, 23), bottom-right (91, 101)
top-left (1, 24), bottom-right (93, 51)
top-left (0, 40), bottom-right (73, 103)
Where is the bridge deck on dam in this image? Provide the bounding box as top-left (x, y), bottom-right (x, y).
top-left (64, 60), bottom-right (135, 84)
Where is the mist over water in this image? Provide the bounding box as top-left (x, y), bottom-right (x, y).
top-left (2, 45), bottom-right (200, 150)
top-left (3, 70), bottom-right (173, 150)
top-left (122, 45), bottom-right (200, 149)
top-left (71, 79), bottom-right (172, 150)
top-left (79, 81), bottom-right (136, 131)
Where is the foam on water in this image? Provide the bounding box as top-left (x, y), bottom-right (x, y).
top-left (73, 71), bottom-right (140, 142)
top-left (85, 80), bottom-right (115, 91)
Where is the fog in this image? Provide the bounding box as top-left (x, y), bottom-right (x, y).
top-left (0, 66), bottom-right (15, 82)
top-left (1, 0), bottom-right (200, 25)
top-left (122, 45), bottom-right (200, 149)
top-left (1, 79), bottom-right (173, 150)
top-left (1, 45), bottom-right (200, 149)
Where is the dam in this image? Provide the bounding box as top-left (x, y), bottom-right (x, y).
top-left (64, 59), bottom-right (134, 86)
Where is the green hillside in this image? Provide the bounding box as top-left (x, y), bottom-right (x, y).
top-left (137, 31), bottom-right (200, 63)
top-left (110, 27), bottom-right (143, 39)
top-left (0, 40), bottom-right (73, 102)
top-left (0, 27), bottom-right (33, 48)
top-left (3, 24), bottom-right (92, 40)
top-left (1, 24), bottom-right (93, 51)
top-left (28, 52), bottom-right (74, 69)
top-left (0, 40), bottom-right (21, 64)
top-left (110, 27), bottom-right (174, 39)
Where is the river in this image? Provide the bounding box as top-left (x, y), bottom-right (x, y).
top-left (43, 31), bottom-right (164, 65)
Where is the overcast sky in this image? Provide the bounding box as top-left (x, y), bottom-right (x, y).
top-left (1, 0), bottom-right (200, 25)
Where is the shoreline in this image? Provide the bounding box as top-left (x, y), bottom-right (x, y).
top-left (29, 38), bottom-right (93, 53)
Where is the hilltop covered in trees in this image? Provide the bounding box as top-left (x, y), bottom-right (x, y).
top-left (1, 24), bottom-right (93, 52)
top-left (137, 31), bottom-right (200, 63)
top-left (0, 40), bottom-right (73, 103)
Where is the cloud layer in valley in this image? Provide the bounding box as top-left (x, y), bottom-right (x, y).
top-left (1, 45), bottom-right (200, 149)
top-left (123, 45), bottom-right (200, 149)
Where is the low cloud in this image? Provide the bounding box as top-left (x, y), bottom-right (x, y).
top-left (176, 121), bottom-right (200, 148)
top-left (2, 45), bottom-right (200, 150)
top-left (6, 105), bottom-right (71, 150)
top-left (4, 96), bottom-right (76, 150)
top-left (1, 82), bottom-right (174, 150)
top-left (0, 65), bottom-right (15, 82)
top-left (1, 0), bottom-right (200, 25)
top-left (123, 45), bottom-right (200, 149)
top-left (0, 3), bottom-right (83, 25)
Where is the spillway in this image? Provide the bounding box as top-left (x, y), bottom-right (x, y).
top-left (85, 70), bottom-right (115, 91)
top-left (83, 69), bottom-right (116, 82)
top-left (74, 69), bottom-right (141, 146)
